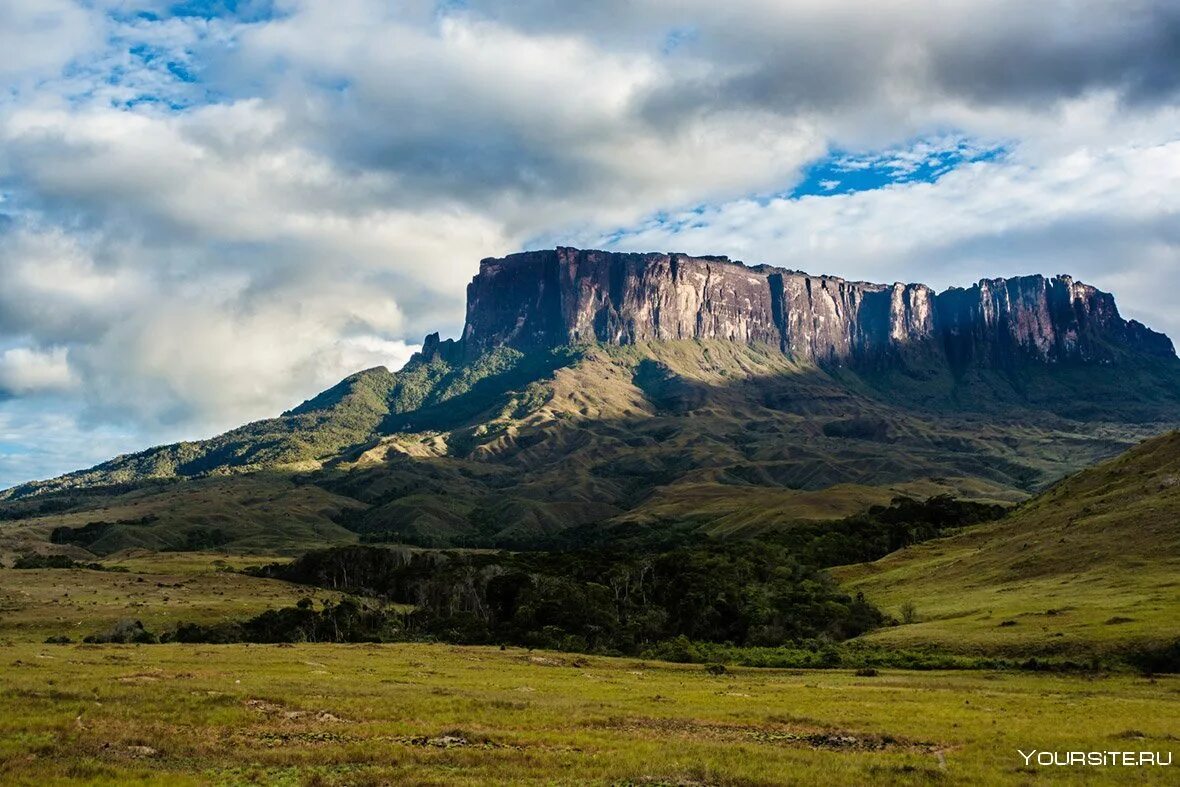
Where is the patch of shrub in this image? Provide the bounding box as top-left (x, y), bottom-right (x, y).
top-left (84, 619), bottom-right (157, 644)
top-left (165, 598), bottom-right (402, 644)
top-left (51, 522), bottom-right (112, 547)
top-left (181, 527), bottom-right (231, 551)
top-left (12, 554), bottom-right (126, 572)
top-left (222, 495), bottom-right (1012, 660)
top-left (254, 542), bottom-right (886, 653)
top-left (1124, 640), bottom-right (1180, 675)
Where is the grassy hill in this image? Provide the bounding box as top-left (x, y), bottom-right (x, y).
top-left (0, 552), bottom-right (336, 642)
top-left (289, 340), bottom-right (1180, 545)
top-left (0, 476), bottom-right (362, 558)
top-left (4, 340), bottom-right (1179, 552)
top-left (836, 431), bottom-right (1180, 657)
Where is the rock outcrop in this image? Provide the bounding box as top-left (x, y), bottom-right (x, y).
top-left (459, 247), bottom-right (1174, 369)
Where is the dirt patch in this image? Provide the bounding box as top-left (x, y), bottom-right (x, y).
top-left (97, 743), bottom-right (158, 758)
top-left (525, 654), bottom-right (589, 668)
top-left (392, 730), bottom-right (516, 750)
top-left (613, 779), bottom-right (722, 787)
top-left (116, 671), bottom-right (162, 684)
top-left (245, 698), bottom-right (285, 715)
top-left (592, 717), bottom-right (937, 753)
top-left (254, 730), bottom-right (354, 747)
top-left (244, 698), bottom-right (347, 723)
top-left (115, 669), bottom-right (194, 684)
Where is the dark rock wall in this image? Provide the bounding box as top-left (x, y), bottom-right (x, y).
top-left (458, 247), bottom-right (1175, 368)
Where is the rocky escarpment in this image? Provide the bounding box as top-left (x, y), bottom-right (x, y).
top-left (457, 247), bottom-right (1174, 369)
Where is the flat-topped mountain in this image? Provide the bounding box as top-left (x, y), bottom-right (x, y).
top-left (459, 248), bottom-right (1173, 366)
top-left (3, 248), bottom-right (1179, 553)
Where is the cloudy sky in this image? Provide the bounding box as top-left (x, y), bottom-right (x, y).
top-left (0, 0), bottom-right (1178, 487)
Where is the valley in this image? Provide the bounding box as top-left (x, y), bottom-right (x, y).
top-left (1, 537), bottom-right (1175, 784)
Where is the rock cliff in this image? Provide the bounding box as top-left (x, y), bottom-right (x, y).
top-left (8, 247), bottom-right (1178, 508)
top-left (458, 247), bottom-right (1174, 369)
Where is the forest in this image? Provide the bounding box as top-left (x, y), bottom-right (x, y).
top-left (150, 496), bottom-right (1003, 652)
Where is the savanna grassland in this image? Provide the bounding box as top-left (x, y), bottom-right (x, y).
top-left (2, 640), bottom-right (1178, 786)
top-left (0, 553), bottom-right (1176, 785)
top-left (837, 432), bottom-right (1180, 658)
top-left (0, 552), bottom-right (311, 644)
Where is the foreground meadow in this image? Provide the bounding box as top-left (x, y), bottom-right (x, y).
top-left (0, 554), bottom-right (1176, 784)
top-left (0, 642), bottom-right (1176, 785)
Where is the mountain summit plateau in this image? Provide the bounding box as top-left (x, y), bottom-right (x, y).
top-left (454, 247), bottom-right (1172, 366)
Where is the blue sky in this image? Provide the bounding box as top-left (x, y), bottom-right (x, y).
top-left (789, 137), bottom-right (1007, 199)
top-left (0, 0), bottom-right (1178, 488)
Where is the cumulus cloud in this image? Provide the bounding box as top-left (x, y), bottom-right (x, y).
top-left (0, 0), bottom-right (1177, 485)
top-left (0, 347), bottom-right (77, 395)
top-left (0, 0), bottom-right (102, 80)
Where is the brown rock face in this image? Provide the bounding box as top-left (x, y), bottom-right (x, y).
top-left (459, 247), bottom-right (1174, 368)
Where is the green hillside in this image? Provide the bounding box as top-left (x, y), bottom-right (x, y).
top-left (0, 475), bottom-right (363, 558)
top-left (836, 431), bottom-right (1180, 656)
top-left (3, 339), bottom-right (1178, 553)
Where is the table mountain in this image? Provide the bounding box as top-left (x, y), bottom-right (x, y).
top-left (3, 248), bottom-right (1179, 553)
top-left (462, 247), bottom-right (1172, 366)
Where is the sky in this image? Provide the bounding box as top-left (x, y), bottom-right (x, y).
top-left (0, 0), bottom-right (1178, 488)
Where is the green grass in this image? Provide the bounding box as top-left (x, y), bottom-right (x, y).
top-left (0, 475), bottom-right (362, 557)
top-left (618, 479), bottom-right (1019, 535)
top-left (0, 538), bottom-right (1173, 783)
top-left (0, 642), bottom-right (1176, 785)
top-left (837, 432), bottom-right (1180, 657)
top-left (0, 552), bottom-right (332, 644)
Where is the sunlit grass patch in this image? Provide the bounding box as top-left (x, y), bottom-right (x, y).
top-left (0, 643), bottom-right (1176, 784)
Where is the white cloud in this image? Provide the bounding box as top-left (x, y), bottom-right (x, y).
top-left (0, 0), bottom-right (102, 80)
top-left (0, 346), bottom-right (77, 395)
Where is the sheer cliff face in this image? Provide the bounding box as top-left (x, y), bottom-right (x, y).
top-left (460, 247), bottom-right (1175, 368)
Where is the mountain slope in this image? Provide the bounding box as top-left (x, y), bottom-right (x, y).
top-left (0, 366), bottom-right (399, 500)
top-left (3, 247), bottom-right (1180, 552)
top-left (6, 340), bottom-right (1175, 553)
top-left (0, 345), bottom-right (569, 500)
top-left (836, 431), bottom-right (1180, 656)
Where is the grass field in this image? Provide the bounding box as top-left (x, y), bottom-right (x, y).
top-left (836, 432), bottom-right (1180, 658)
top-left (0, 553), bottom-right (1175, 784)
top-left (0, 553), bottom-right (315, 644)
top-left (0, 642), bottom-right (1176, 785)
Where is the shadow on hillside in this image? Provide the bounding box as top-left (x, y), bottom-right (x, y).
top-left (6, 340), bottom-right (1180, 553)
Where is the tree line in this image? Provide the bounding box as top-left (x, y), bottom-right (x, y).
top-left (99, 495), bottom-right (1008, 654)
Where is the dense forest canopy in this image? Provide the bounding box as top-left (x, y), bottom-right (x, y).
top-left (195, 496), bottom-right (1007, 652)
